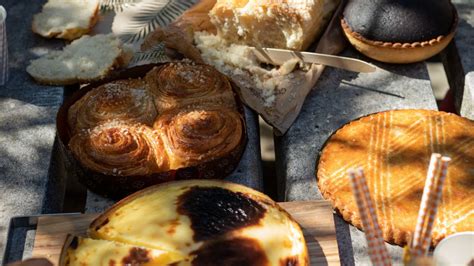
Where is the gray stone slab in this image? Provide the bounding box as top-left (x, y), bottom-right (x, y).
top-left (275, 48), bottom-right (437, 265)
top-left (454, 3), bottom-right (474, 119)
top-left (86, 106), bottom-right (264, 213)
top-left (0, 0), bottom-right (65, 262)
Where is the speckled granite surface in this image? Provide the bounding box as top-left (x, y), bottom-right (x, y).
top-left (454, 3), bottom-right (474, 119)
top-left (0, 0), bottom-right (65, 262)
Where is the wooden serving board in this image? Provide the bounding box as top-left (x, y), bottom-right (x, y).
top-left (32, 201), bottom-right (340, 265)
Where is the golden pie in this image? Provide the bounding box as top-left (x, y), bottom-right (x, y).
top-left (317, 109), bottom-right (474, 246)
top-left (64, 180), bottom-right (309, 265)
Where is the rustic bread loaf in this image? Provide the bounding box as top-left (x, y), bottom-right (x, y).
top-left (209, 0), bottom-right (331, 50)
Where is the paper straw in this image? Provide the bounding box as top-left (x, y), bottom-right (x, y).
top-left (412, 153), bottom-right (442, 249)
top-left (349, 169), bottom-right (392, 266)
top-left (418, 157), bottom-right (450, 255)
top-left (0, 5), bottom-right (8, 86)
top-left (357, 169), bottom-right (392, 265)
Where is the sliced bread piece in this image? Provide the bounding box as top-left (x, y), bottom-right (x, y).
top-left (26, 34), bottom-right (132, 85)
top-left (32, 0), bottom-right (100, 40)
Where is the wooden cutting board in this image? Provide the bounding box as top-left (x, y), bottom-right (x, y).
top-left (32, 201), bottom-right (340, 265)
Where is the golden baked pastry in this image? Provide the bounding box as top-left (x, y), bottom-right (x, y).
top-left (68, 79), bottom-right (157, 134)
top-left (341, 0), bottom-right (458, 63)
top-left (154, 107), bottom-right (243, 169)
top-left (69, 120), bottom-right (169, 176)
top-left (87, 180), bottom-right (308, 266)
top-left (145, 62), bottom-right (236, 113)
top-left (61, 236), bottom-right (183, 266)
top-left (59, 63), bottom-right (246, 198)
top-left (317, 109), bottom-right (474, 246)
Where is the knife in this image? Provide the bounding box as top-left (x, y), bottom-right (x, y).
top-left (251, 47), bottom-right (377, 73)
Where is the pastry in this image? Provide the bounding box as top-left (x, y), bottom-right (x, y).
top-left (86, 180), bottom-right (309, 266)
top-left (61, 235), bottom-right (183, 266)
top-left (145, 62), bottom-right (236, 113)
top-left (58, 63), bottom-right (246, 198)
top-left (32, 0), bottom-right (99, 40)
top-left (69, 120), bottom-right (169, 176)
top-left (26, 34), bottom-right (132, 85)
top-left (341, 0), bottom-right (458, 63)
top-left (209, 0), bottom-right (330, 50)
top-left (154, 107), bottom-right (243, 169)
top-left (68, 79), bottom-right (157, 134)
top-left (317, 109), bottom-right (474, 246)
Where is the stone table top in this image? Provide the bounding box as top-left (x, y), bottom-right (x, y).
top-left (275, 48), bottom-right (438, 265)
top-left (0, 0), bottom-right (66, 262)
top-left (453, 2), bottom-right (474, 119)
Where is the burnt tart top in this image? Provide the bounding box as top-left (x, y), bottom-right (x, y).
top-left (343, 0), bottom-right (455, 43)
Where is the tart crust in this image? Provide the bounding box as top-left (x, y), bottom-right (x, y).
top-left (341, 9), bottom-right (458, 63)
top-left (317, 109), bottom-right (474, 247)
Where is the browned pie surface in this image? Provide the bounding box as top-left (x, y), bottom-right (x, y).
top-left (317, 109), bottom-right (474, 246)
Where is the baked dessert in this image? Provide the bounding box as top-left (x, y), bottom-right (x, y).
top-left (317, 109), bottom-right (474, 246)
top-left (341, 0), bottom-right (458, 63)
top-left (84, 180), bottom-right (308, 265)
top-left (69, 120), bottom-right (169, 177)
top-left (27, 34), bottom-right (132, 85)
top-left (57, 63), bottom-right (246, 198)
top-left (209, 0), bottom-right (327, 50)
top-left (145, 62), bottom-right (235, 113)
top-left (60, 235), bottom-right (183, 265)
top-left (32, 0), bottom-right (99, 40)
top-left (155, 107), bottom-right (243, 169)
top-left (67, 79), bottom-right (157, 134)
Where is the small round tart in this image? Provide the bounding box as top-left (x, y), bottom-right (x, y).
top-left (87, 180), bottom-right (309, 266)
top-left (341, 0), bottom-right (458, 63)
top-left (317, 110), bottom-right (474, 246)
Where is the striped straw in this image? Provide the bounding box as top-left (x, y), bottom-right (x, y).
top-left (349, 169), bottom-right (392, 266)
top-left (417, 157), bottom-right (451, 256)
top-left (411, 154), bottom-right (451, 258)
top-left (412, 153), bottom-right (442, 250)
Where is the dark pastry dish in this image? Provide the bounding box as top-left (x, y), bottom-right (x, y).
top-left (341, 0), bottom-right (458, 63)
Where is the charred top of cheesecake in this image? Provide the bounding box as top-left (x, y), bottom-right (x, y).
top-left (343, 0), bottom-right (455, 43)
top-left (177, 186), bottom-right (266, 241)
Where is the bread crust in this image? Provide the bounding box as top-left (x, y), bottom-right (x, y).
top-left (341, 8), bottom-right (458, 64)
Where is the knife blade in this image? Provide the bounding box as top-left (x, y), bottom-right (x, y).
top-left (251, 47), bottom-right (377, 73)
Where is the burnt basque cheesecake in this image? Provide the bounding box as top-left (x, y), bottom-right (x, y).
top-left (60, 180), bottom-right (308, 266)
top-left (341, 0), bottom-right (458, 63)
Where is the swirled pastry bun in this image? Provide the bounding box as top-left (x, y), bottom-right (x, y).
top-left (88, 180), bottom-right (309, 266)
top-left (68, 79), bottom-right (157, 134)
top-left (69, 120), bottom-right (169, 176)
top-left (209, 0), bottom-right (331, 50)
top-left (145, 61), bottom-right (236, 112)
top-left (154, 107), bottom-right (243, 169)
top-left (341, 0), bottom-right (458, 63)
